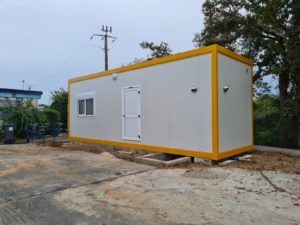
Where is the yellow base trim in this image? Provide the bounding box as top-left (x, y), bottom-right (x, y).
top-left (68, 136), bottom-right (253, 161)
top-left (217, 145), bottom-right (253, 160)
top-left (68, 136), bottom-right (217, 160)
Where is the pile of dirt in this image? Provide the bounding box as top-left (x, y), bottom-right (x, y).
top-left (48, 143), bottom-right (143, 161)
top-left (55, 143), bottom-right (104, 154)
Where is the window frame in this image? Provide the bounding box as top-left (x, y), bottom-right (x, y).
top-left (78, 99), bottom-right (86, 116)
top-left (85, 98), bottom-right (94, 116)
top-left (76, 92), bottom-right (96, 117)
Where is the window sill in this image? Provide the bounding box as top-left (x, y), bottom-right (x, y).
top-left (77, 114), bottom-right (95, 117)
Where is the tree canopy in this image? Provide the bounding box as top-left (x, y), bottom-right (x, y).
top-left (139, 41), bottom-right (172, 60)
top-left (50, 88), bottom-right (68, 129)
top-left (129, 41), bottom-right (172, 65)
top-left (194, 0), bottom-right (300, 148)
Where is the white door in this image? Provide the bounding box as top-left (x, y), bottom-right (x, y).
top-left (122, 86), bottom-right (141, 141)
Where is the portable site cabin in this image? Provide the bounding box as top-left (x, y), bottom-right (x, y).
top-left (68, 44), bottom-right (253, 161)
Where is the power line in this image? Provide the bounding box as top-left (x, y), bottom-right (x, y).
top-left (35, 25), bottom-right (102, 85)
top-left (60, 48), bottom-right (100, 77)
top-left (39, 48), bottom-right (101, 93)
top-left (35, 26), bottom-right (118, 94)
top-left (91, 25), bottom-right (117, 71)
top-left (52, 38), bottom-right (91, 75)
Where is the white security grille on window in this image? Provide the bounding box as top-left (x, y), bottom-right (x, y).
top-left (76, 92), bottom-right (95, 116)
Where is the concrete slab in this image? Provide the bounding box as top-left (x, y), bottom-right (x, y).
top-left (0, 148), bottom-right (153, 225)
top-left (0, 146), bottom-right (299, 225)
top-left (51, 168), bottom-right (300, 225)
top-left (0, 149), bottom-right (152, 202)
top-left (261, 171), bottom-right (300, 196)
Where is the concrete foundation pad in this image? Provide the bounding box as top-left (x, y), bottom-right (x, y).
top-left (193, 157), bottom-right (218, 166)
top-left (237, 154), bottom-right (252, 161)
top-left (135, 153), bottom-right (191, 166)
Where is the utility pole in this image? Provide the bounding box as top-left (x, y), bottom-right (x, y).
top-left (27, 84), bottom-right (33, 91)
top-left (91, 25), bottom-right (117, 71)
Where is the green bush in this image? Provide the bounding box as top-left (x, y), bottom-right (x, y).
top-left (43, 108), bottom-right (61, 124)
top-left (6, 101), bottom-right (47, 137)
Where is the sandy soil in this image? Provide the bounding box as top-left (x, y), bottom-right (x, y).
top-left (3, 142), bottom-right (300, 173)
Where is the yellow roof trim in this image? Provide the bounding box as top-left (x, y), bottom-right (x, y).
top-left (69, 44), bottom-right (253, 84)
top-left (69, 45), bottom-right (214, 84)
top-left (216, 45), bottom-right (253, 65)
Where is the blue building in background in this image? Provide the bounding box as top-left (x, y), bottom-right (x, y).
top-left (0, 88), bottom-right (43, 121)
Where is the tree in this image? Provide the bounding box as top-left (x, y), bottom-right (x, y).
top-left (7, 101), bottom-right (46, 137)
top-left (194, 0), bottom-right (300, 148)
top-left (128, 41), bottom-right (172, 65)
top-left (43, 107), bottom-right (60, 124)
top-left (140, 41), bottom-right (172, 60)
top-left (50, 88), bottom-right (68, 130)
top-left (254, 95), bottom-right (280, 146)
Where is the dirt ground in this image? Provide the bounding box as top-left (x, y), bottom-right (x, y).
top-left (222, 151), bottom-right (300, 174)
top-left (0, 144), bottom-right (300, 225)
top-left (50, 142), bottom-right (300, 173)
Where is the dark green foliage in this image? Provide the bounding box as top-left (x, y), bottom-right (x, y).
top-left (129, 41), bottom-right (172, 65)
top-left (195, 0), bottom-right (300, 148)
top-left (50, 88), bottom-right (68, 129)
top-left (254, 95), bottom-right (280, 146)
top-left (140, 41), bottom-right (172, 60)
top-left (43, 107), bottom-right (60, 124)
top-left (0, 125), bottom-right (3, 140)
top-left (6, 101), bottom-right (46, 137)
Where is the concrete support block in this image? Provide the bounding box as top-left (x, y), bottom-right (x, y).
top-left (135, 153), bottom-right (191, 166)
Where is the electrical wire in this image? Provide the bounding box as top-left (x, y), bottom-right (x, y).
top-left (34, 26), bottom-right (103, 86)
top-left (35, 27), bottom-right (117, 95)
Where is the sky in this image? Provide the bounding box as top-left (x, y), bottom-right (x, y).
top-left (0, 0), bottom-right (205, 104)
